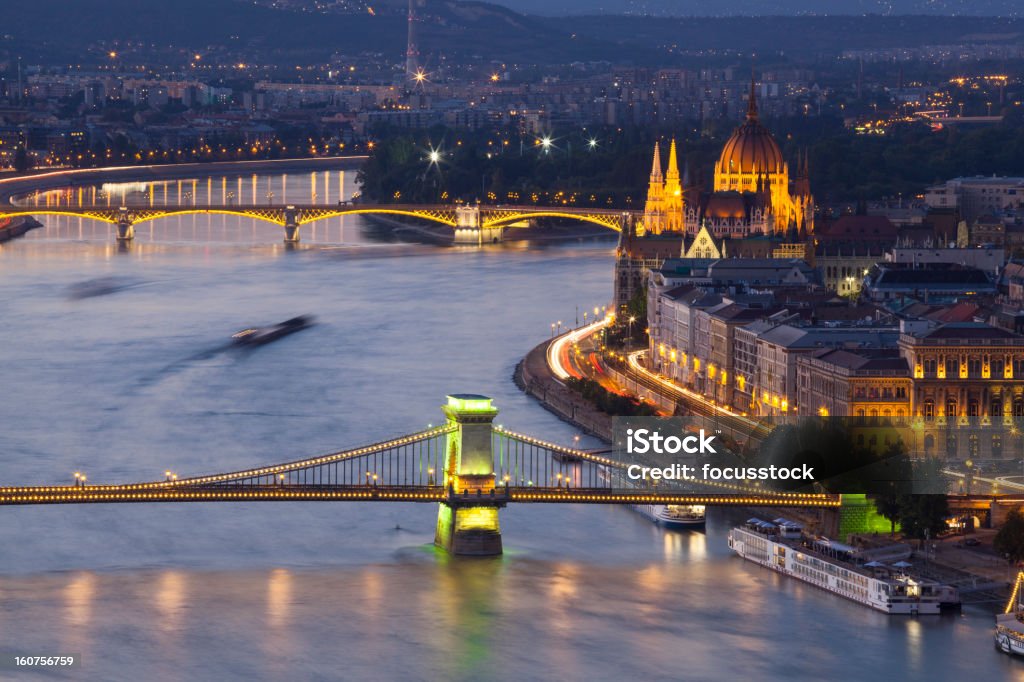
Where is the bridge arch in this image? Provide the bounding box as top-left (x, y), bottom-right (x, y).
top-left (0, 210), bottom-right (119, 225)
top-left (482, 211), bottom-right (622, 232)
top-left (130, 209), bottom-right (287, 227)
top-left (295, 208), bottom-right (457, 228)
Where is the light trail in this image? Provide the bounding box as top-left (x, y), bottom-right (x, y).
top-left (547, 317), bottom-right (612, 381)
top-left (626, 350), bottom-right (753, 424)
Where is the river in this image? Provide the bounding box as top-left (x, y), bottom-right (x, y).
top-left (0, 169), bottom-right (1020, 681)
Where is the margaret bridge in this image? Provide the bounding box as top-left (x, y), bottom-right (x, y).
top-left (1, 395), bottom-right (839, 555)
top-left (0, 203), bottom-right (639, 244)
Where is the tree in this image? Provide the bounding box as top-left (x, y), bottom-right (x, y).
top-left (995, 508), bottom-right (1024, 564)
top-left (624, 285), bottom-right (648, 343)
top-left (874, 493), bottom-right (902, 536)
top-left (13, 145), bottom-right (31, 173)
top-left (898, 493), bottom-right (949, 540)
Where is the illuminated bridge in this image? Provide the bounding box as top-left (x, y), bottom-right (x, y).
top-left (0, 203), bottom-right (638, 244)
top-left (0, 395), bottom-right (839, 555)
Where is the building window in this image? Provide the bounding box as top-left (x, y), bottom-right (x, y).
top-left (968, 400), bottom-right (980, 418)
top-left (946, 435), bottom-right (958, 457)
top-left (991, 399), bottom-right (1003, 418)
top-left (946, 398), bottom-right (958, 418)
top-left (993, 434), bottom-right (1003, 459)
top-left (924, 400), bottom-right (935, 419)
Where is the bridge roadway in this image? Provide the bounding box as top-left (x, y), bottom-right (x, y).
top-left (0, 203), bottom-right (638, 243)
top-left (0, 483), bottom-right (838, 507)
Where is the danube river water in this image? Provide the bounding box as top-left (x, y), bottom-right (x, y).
top-left (0, 170), bottom-right (1020, 681)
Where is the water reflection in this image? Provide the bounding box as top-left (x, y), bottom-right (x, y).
top-left (155, 570), bottom-right (186, 633)
top-left (0, 171), bottom-right (1012, 680)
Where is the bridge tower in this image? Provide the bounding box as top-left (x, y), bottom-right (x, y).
top-left (283, 206), bottom-right (300, 243)
top-left (116, 207), bottom-right (134, 242)
top-left (434, 394), bottom-right (504, 556)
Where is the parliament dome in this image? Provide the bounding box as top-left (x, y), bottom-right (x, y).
top-left (718, 118), bottom-right (785, 175)
top-left (716, 81), bottom-right (785, 176)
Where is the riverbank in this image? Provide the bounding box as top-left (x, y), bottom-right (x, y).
top-left (0, 156), bottom-right (367, 204)
top-left (514, 338), bottom-right (613, 442)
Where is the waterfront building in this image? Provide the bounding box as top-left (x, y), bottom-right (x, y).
top-left (640, 74), bottom-right (814, 238)
top-left (750, 324), bottom-right (898, 416)
top-left (796, 348), bottom-right (911, 420)
top-left (862, 263), bottom-right (997, 303)
top-left (898, 322), bottom-right (1024, 460)
top-left (925, 176), bottom-right (1024, 222)
top-left (885, 245), bottom-right (1004, 275)
top-left (706, 76), bottom-right (814, 236)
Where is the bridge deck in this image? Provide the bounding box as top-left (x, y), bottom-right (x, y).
top-left (0, 484), bottom-right (840, 507)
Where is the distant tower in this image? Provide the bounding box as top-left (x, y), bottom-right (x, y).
top-left (643, 142), bottom-right (665, 235)
top-left (663, 139), bottom-right (684, 232)
top-left (406, 0), bottom-right (421, 80)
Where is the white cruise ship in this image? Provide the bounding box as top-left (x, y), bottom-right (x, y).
top-left (996, 571), bottom-right (1024, 656)
top-left (728, 518), bottom-right (958, 615)
top-left (631, 504), bottom-right (706, 529)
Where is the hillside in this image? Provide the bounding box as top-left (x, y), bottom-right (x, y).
top-left (1, 0), bottom-right (1021, 67)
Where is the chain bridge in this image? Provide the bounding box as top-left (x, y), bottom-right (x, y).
top-left (0, 395), bottom-right (839, 555)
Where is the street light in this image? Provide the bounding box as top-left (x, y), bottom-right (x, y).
top-left (587, 138), bottom-right (598, 150)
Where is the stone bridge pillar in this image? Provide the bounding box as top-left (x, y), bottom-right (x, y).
top-left (452, 205), bottom-right (501, 245)
top-left (116, 207), bottom-right (134, 241)
top-left (283, 206), bottom-right (300, 243)
top-left (434, 394), bottom-right (504, 555)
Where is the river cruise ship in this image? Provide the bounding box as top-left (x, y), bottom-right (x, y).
top-left (996, 572), bottom-right (1024, 656)
top-left (728, 518), bottom-right (958, 615)
top-left (631, 504), bottom-right (706, 529)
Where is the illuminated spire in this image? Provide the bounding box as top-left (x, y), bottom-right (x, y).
top-left (663, 138), bottom-right (683, 232)
top-left (747, 70), bottom-right (758, 120)
top-left (649, 142), bottom-right (663, 182)
top-left (644, 142), bottom-right (665, 234)
top-left (666, 138), bottom-right (680, 182)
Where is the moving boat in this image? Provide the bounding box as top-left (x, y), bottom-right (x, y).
top-left (729, 518), bottom-right (959, 615)
top-left (631, 504), bottom-right (706, 529)
top-left (232, 315), bottom-right (315, 347)
top-left (996, 571), bottom-right (1024, 656)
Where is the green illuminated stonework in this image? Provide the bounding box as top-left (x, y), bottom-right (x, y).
top-left (838, 494), bottom-right (899, 536)
top-left (434, 394), bottom-right (504, 556)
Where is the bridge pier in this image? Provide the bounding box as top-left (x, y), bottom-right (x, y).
top-left (283, 206), bottom-right (300, 243)
top-left (452, 205), bottom-right (502, 245)
top-left (116, 208), bottom-right (134, 242)
top-left (434, 394), bottom-right (504, 556)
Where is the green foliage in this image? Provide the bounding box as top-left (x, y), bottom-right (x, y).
top-left (564, 377), bottom-right (656, 417)
top-left (874, 493), bottom-right (902, 536)
top-left (995, 508), bottom-right (1024, 564)
top-left (898, 493), bottom-right (950, 540)
top-left (13, 146), bottom-right (31, 173)
top-left (870, 457), bottom-right (950, 539)
top-left (752, 419), bottom-right (912, 492)
top-left (357, 117), bottom-right (1024, 209)
top-left (624, 286), bottom-right (648, 343)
